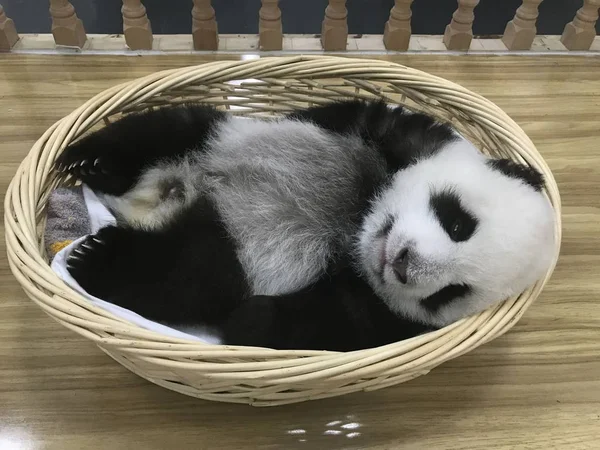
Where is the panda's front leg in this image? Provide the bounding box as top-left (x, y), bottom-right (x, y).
top-left (222, 271), bottom-right (365, 351)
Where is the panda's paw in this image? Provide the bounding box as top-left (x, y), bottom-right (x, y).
top-left (66, 227), bottom-right (130, 298)
top-left (54, 144), bottom-right (135, 196)
top-left (54, 139), bottom-right (114, 178)
top-left (55, 155), bottom-right (106, 178)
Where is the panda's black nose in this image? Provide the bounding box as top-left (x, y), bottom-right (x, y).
top-left (392, 248), bottom-right (409, 284)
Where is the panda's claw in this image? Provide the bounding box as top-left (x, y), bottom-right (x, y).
top-left (67, 254), bottom-right (83, 263)
top-left (64, 227), bottom-right (136, 299)
top-left (80, 242), bottom-right (94, 251)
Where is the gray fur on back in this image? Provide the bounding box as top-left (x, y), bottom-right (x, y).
top-left (202, 117), bottom-right (386, 295)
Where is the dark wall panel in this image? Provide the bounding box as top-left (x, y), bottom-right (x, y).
top-left (3, 0), bottom-right (599, 37)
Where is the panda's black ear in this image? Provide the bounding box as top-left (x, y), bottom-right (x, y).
top-left (486, 158), bottom-right (545, 191)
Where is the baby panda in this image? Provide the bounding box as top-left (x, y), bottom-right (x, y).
top-left (55, 99), bottom-right (556, 352)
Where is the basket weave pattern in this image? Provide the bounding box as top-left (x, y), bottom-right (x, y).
top-left (4, 56), bottom-right (561, 406)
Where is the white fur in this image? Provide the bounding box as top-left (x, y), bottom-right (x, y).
top-left (357, 138), bottom-right (556, 326)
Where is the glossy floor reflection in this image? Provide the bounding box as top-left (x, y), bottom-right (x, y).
top-left (0, 53), bottom-right (599, 449)
top-left (287, 416), bottom-right (362, 441)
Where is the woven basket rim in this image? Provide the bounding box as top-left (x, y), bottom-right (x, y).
top-left (4, 55), bottom-right (562, 405)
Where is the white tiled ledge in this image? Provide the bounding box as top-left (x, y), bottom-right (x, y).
top-left (8, 33), bottom-right (600, 55)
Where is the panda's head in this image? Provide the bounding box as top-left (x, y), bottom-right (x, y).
top-left (357, 138), bottom-right (557, 328)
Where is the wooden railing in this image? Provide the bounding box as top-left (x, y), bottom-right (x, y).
top-left (1, 0), bottom-right (599, 52)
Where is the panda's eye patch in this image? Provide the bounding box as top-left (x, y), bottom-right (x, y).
top-left (430, 189), bottom-right (478, 242)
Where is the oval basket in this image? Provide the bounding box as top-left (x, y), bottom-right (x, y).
top-left (5, 55), bottom-right (561, 407)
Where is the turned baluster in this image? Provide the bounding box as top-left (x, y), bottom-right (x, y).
top-left (0, 5), bottom-right (19, 51)
top-left (384, 0), bottom-right (414, 51)
top-left (502, 0), bottom-right (544, 50)
top-left (259, 0), bottom-right (282, 50)
top-left (561, 0), bottom-right (600, 50)
top-left (443, 0), bottom-right (480, 51)
top-left (49, 0), bottom-right (87, 48)
top-left (192, 0), bottom-right (218, 50)
top-left (122, 0), bottom-right (152, 50)
top-left (321, 0), bottom-right (347, 51)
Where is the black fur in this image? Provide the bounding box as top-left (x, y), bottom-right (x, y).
top-left (288, 99), bottom-right (459, 173)
top-left (55, 104), bottom-right (226, 196)
top-left (56, 100), bottom-right (488, 351)
top-left (420, 284), bottom-right (472, 314)
top-left (223, 268), bottom-right (432, 351)
top-left (430, 188), bottom-right (479, 243)
top-left (486, 158), bottom-right (544, 192)
top-left (67, 196), bottom-right (249, 326)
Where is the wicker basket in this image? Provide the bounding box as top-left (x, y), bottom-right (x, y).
top-left (5, 55), bottom-right (561, 407)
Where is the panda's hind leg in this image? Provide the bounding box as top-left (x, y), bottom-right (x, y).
top-left (66, 197), bottom-right (248, 326)
top-left (98, 157), bottom-right (205, 230)
top-left (55, 104), bottom-right (226, 197)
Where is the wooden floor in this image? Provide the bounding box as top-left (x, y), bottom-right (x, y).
top-left (1, 54), bottom-right (599, 449)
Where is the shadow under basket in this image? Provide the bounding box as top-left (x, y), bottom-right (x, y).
top-left (4, 55), bottom-right (562, 407)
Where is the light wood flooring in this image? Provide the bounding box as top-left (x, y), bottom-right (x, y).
top-left (0, 54), bottom-right (598, 449)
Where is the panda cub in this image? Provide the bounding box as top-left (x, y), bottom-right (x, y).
top-left (56, 99), bottom-right (556, 352)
